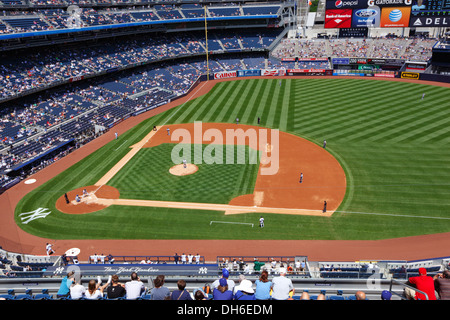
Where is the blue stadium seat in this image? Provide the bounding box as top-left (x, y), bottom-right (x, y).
top-left (34, 289), bottom-right (53, 300)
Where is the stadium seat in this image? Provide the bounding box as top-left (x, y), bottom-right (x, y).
top-left (34, 289), bottom-right (53, 300)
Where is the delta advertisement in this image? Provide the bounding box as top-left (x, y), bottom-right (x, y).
top-left (409, 0), bottom-right (450, 26)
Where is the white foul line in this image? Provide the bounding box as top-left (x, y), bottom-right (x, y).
top-left (334, 210), bottom-right (450, 220)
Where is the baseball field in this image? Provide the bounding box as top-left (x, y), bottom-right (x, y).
top-left (12, 77), bottom-right (450, 248)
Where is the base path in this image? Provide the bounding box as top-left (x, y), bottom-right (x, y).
top-left (2, 76), bottom-right (450, 262)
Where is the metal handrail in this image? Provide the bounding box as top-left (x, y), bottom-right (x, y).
top-left (389, 278), bottom-right (429, 300)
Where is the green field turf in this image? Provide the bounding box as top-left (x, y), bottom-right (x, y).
top-left (14, 78), bottom-right (450, 240)
top-left (108, 143), bottom-right (260, 204)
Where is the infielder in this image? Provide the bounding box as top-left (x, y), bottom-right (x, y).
top-left (259, 216), bottom-right (264, 228)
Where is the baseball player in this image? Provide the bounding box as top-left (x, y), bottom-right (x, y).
top-left (183, 159), bottom-right (187, 168)
top-left (167, 128), bottom-right (170, 136)
top-left (299, 172), bottom-right (303, 183)
top-left (323, 140), bottom-right (327, 148)
top-left (259, 216), bottom-right (264, 228)
top-left (46, 243), bottom-right (55, 256)
top-left (115, 132), bottom-right (118, 140)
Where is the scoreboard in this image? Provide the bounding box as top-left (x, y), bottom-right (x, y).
top-left (325, 0), bottom-right (450, 27)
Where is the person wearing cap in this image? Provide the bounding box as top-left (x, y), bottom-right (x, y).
top-left (213, 278), bottom-right (233, 300)
top-left (233, 279), bottom-right (256, 300)
top-left (381, 290), bottom-right (392, 300)
top-left (407, 268), bottom-right (437, 300)
top-left (270, 268), bottom-right (294, 300)
top-left (211, 268), bottom-right (235, 292)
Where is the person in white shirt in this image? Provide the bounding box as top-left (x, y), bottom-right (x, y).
top-left (188, 254), bottom-right (194, 264)
top-left (70, 279), bottom-right (86, 300)
top-left (124, 272), bottom-right (145, 300)
top-left (181, 253), bottom-right (187, 264)
top-left (84, 276), bottom-right (111, 300)
top-left (195, 253), bottom-right (201, 264)
top-left (270, 268), bottom-right (294, 300)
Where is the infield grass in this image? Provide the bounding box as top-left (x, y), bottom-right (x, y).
top-left (14, 78), bottom-right (450, 240)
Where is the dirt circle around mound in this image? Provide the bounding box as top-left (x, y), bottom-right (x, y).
top-left (169, 163), bottom-right (199, 176)
top-left (56, 185), bottom-right (120, 214)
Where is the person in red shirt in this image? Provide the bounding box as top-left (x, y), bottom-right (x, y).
top-left (408, 268), bottom-right (437, 300)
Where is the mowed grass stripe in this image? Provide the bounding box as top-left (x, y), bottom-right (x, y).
top-left (251, 80), bottom-right (274, 126)
top-left (293, 82), bottom-right (406, 139)
top-left (212, 81), bottom-right (245, 123)
top-left (221, 80), bottom-right (255, 123)
top-left (174, 82), bottom-right (230, 124)
top-left (241, 79), bottom-right (263, 123)
top-left (265, 80), bottom-right (284, 128)
top-left (296, 83), bottom-right (431, 142)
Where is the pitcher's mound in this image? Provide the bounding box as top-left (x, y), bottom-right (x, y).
top-left (169, 164), bottom-right (198, 176)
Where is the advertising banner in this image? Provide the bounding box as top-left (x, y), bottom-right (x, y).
top-left (409, 15), bottom-right (450, 27)
top-left (367, 0), bottom-right (413, 6)
top-left (401, 72), bottom-right (420, 79)
top-left (380, 7), bottom-right (411, 27)
top-left (286, 69), bottom-right (327, 75)
top-left (325, 9), bottom-right (353, 28)
top-left (332, 57), bottom-right (350, 64)
top-left (43, 263), bottom-right (219, 277)
top-left (237, 69), bottom-right (261, 77)
top-left (326, 0), bottom-right (368, 9)
top-left (352, 7), bottom-right (381, 27)
top-left (261, 69), bottom-right (286, 76)
top-left (214, 71), bottom-right (237, 80)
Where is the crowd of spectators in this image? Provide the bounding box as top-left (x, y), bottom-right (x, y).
top-left (0, 3), bottom-right (281, 34)
top-left (271, 36), bottom-right (436, 62)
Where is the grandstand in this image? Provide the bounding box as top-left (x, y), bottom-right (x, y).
top-left (0, 0), bottom-right (449, 305)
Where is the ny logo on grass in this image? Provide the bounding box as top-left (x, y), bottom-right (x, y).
top-left (19, 208), bottom-right (51, 224)
top-left (170, 121), bottom-right (279, 175)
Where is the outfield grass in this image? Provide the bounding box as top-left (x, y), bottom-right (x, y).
top-left (14, 78), bottom-right (450, 240)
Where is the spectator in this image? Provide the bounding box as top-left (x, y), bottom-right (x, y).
top-left (84, 276), bottom-right (110, 300)
top-left (300, 291), bottom-right (310, 300)
top-left (233, 279), bottom-right (256, 300)
top-left (434, 270), bottom-right (450, 300)
top-left (56, 270), bottom-right (75, 299)
top-left (213, 278), bottom-right (233, 301)
top-left (211, 268), bottom-right (235, 292)
top-left (194, 289), bottom-right (208, 300)
top-left (270, 268), bottom-right (294, 300)
top-left (106, 274), bottom-right (126, 299)
top-left (381, 290), bottom-right (392, 300)
top-left (316, 293), bottom-right (326, 300)
top-left (124, 272), bottom-right (145, 300)
top-left (170, 279), bottom-right (192, 300)
top-left (253, 258), bottom-right (265, 274)
top-left (255, 270), bottom-right (272, 300)
top-left (355, 291), bottom-right (366, 300)
top-left (407, 268), bottom-right (437, 300)
top-left (150, 274), bottom-right (170, 300)
top-left (70, 277), bottom-right (86, 300)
